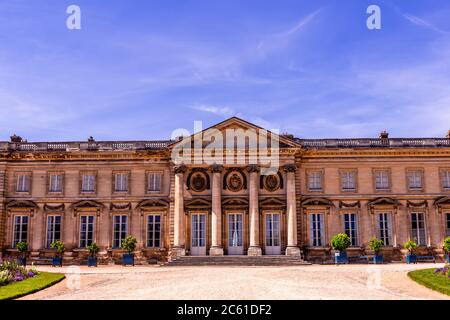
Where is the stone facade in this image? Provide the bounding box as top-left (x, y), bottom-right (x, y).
top-left (1, 117), bottom-right (450, 264)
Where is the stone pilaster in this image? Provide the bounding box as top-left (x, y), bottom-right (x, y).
top-left (247, 164), bottom-right (262, 256)
top-left (209, 164), bottom-right (224, 256)
top-left (172, 165), bottom-right (187, 257)
top-left (284, 164), bottom-right (301, 256)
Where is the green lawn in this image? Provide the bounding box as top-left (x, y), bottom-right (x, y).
top-left (0, 272), bottom-right (65, 300)
top-left (408, 268), bottom-right (450, 296)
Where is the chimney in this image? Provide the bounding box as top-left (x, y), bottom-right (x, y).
top-left (88, 136), bottom-right (95, 143)
top-left (379, 130), bottom-right (389, 139)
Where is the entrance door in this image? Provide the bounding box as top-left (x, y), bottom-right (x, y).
top-left (191, 213), bottom-right (206, 256)
top-left (228, 213), bottom-right (244, 255)
top-left (265, 213), bottom-right (281, 255)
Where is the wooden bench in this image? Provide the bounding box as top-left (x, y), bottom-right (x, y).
top-left (416, 255), bottom-right (436, 263)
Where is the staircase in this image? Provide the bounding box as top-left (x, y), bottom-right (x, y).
top-left (165, 255), bottom-right (310, 266)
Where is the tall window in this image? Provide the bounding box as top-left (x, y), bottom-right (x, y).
top-left (377, 213), bottom-right (392, 246)
top-left (46, 215), bottom-right (62, 248)
top-left (147, 215), bottom-right (161, 248)
top-left (407, 170), bottom-right (423, 190)
top-left (79, 215), bottom-right (94, 248)
top-left (446, 213), bottom-right (450, 237)
top-left (48, 173), bottom-right (63, 193)
top-left (341, 170), bottom-right (356, 191)
top-left (374, 170), bottom-right (390, 190)
top-left (308, 171), bottom-right (323, 191)
top-left (13, 215), bottom-right (28, 247)
top-left (16, 174), bottom-right (31, 193)
top-left (411, 212), bottom-right (426, 246)
top-left (442, 169), bottom-right (450, 190)
top-left (81, 173), bottom-right (95, 193)
top-left (147, 172), bottom-right (162, 192)
top-left (113, 215), bottom-right (128, 248)
top-left (344, 213), bottom-right (358, 246)
top-left (114, 173), bottom-right (129, 192)
top-left (310, 213), bottom-right (324, 246)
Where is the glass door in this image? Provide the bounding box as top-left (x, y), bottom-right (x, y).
top-left (228, 213), bottom-right (243, 255)
top-left (265, 213), bottom-right (281, 255)
top-left (191, 213), bottom-right (206, 256)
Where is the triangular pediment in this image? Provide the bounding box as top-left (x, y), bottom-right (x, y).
top-left (170, 117), bottom-right (301, 150)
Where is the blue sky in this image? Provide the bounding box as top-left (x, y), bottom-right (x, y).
top-left (0, 0), bottom-right (449, 141)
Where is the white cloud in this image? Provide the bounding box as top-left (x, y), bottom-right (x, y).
top-left (402, 13), bottom-right (450, 35)
top-left (191, 104), bottom-right (236, 117)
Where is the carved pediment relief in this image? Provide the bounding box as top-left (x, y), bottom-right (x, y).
top-left (434, 196), bottom-right (450, 206)
top-left (6, 200), bottom-right (38, 209)
top-left (136, 199), bottom-right (168, 209)
top-left (406, 200), bottom-right (428, 208)
top-left (110, 202), bottom-right (132, 211)
top-left (222, 197), bottom-right (249, 208)
top-left (185, 198), bottom-right (211, 211)
top-left (339, 201), bottom-right (361, 208)
top-left (259, 197), bottom-right (286, 209)
top-left (301, 197), bottom-right (334, 207)
top-left (70, 200), bottom-right (104, 210)
top-left (44, 203), bottom-right (65, 212)
top-left (367, 197), bottom-right (401, 208)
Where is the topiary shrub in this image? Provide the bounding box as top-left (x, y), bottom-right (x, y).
top-left (87, 242), bottom-right (99, 257)
top-left (443, 237), bottom-right (450, 253)
top-left (330, 233), bottom-right (351, 252)
top-left (16, 242), bottom-right (29, 257)
top-left (121, 236), bottom-right (137, 254)
top-left (50, 240), bottom-right (65, 257)
top-left (368, 238), bottom-right (384, 254)
top-left (403, 240), bottom-right (417, 254)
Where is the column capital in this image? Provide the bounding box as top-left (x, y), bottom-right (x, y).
top-left (210, 164), bottom-right (224, 173)
top-left (246, 164), bottom-right (260, 173)
top-left (283, 164), bottom-right (297, 173)
top-left (174, 164), bottom-right (187, 174)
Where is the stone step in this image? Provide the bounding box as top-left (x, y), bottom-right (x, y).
top-left (165, 255), bottom-right (310, 266)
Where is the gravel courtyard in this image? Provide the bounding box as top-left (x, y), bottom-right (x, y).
top-left (22, 263), bottom-right (449, 300)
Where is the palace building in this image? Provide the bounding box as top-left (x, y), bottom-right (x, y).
top-left (0, 117), bottom-right (450, 264)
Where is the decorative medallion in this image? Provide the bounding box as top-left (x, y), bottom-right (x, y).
top-left (227, 172), bottom-right (244, 192)
top-left (263, 174), bottom-right (280, 192)
top-left (190, 172), bottom-right (208, 192)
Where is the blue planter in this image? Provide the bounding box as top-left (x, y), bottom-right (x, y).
top-left (17, 257), bottom-right (27, 266)
top-left (52, 257), bottom-right (63, 267)
top-left (406, 254), bottom-right (417, 264)
top-left (373, 254), bottom-right (384, 264)
top-left (87, 256), bottom-right (97, 267)
top-left (122, 253), bottom-right (134, 266)
top-left (445, 254), bottom-right (450, 263)
top-left (334, 251), bottom-right (348, 264)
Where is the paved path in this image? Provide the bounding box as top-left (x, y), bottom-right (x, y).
top-left (22, 263), bottom-right (449, 300)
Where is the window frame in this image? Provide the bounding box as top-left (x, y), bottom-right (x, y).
top-left (80, 171), bottom-right (97, 194)
top-left (339, 169), bottom-right (357, 193)
top-left (446, 212), bottom-right (450, 237)
top-left (376, 211), bottom-right (392, 246)
top-left (112, 214), bottom-right (128, 249)
top-left (146, 171), bottom-right (163, 194)
top-left (410, 212), bottom-right (426, 246)
top-left (440, 168), bottom-right (450, 191)
top-left (343, 212), bottom-right (359, 246)
top-left (306, 169), bottom-right (324, 193)
top-left (373, 169), bottom-right (391, 192)
top-left (46, 214), bottom-right (62, 248)
top-left (113, 171), bottom-right (130, 194)
top-left (309, 212), bottom-right (325, 247)
top-left (15, 172), bottom-right (32, 194)
top-left (47, 171), bottom-right (64, 194)
top-left (406, 168), bottom-right (424, 192)
top-left (79, 214), bottom-right (95, 248)
top-left (12, 214), bottom-right (29, 248)
top-left (146, 213), bottom-right (162, 248)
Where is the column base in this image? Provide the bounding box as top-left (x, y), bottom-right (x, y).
top-left (171, 247), bottom-right (186, 258)
top-left (285, 246), bottom-right (301, 256)
top-left (209, 247), bottom-right (224, 256)
top-left (247, 246), bottom-right (262, 256)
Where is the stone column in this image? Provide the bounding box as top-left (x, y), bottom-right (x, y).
top-left (284, 164), bottom-right (301, 256)
top-left (247, 165), bottom-right (262, 256)
top-left (210, 164), bottom-right (224, 256)
top-left (173, 165), bottom-right (187, 257)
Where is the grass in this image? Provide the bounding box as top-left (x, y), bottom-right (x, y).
top-left (408, 268), bottom-right (450, 296)
top-left (0, 272), bottom-right (65, 300)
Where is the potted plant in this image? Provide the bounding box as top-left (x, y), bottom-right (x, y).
top-left (16, 242), bottom-right (28, 267)
top-left (50, 240), bottom-right (65, 267)
top-left (443, 237), bottom-right (450, 263)
top-left (368, 238), bottom-right (384, 264)
top-left (87, 242), bottom-right (99, 267)
top-left (330, 233), bottom-right (351, 264)
top-left (121, 235), bottom-right (137, 266)
top-left (403, 240), bottom-right (418, 264)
